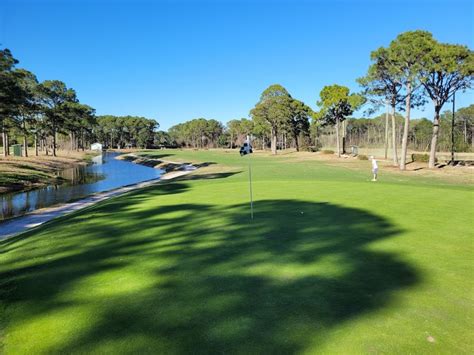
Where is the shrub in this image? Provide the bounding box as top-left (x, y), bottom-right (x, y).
top-left (358, 154), bottom-right (368, 160)
top-left (321, 149), bottom-right (334, 154)
top-left (412, 153), bottom-right (437, 163)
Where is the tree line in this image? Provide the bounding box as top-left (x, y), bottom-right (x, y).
top-left (166, 31), bottom-right (472, 170)
top-left (167, 118), bottom-right (224, 148)
top-left (0, 49), bottom-right (159, 156)
top-left (0, 48), bottom-right (96, 157)
top-left (164, 105), bottom-right (473, 155)
top-left (2, 30), bottom-right (472, 169)
top-left (167, 86), bottom-right (314, 154)
top-left (322, 108), bottom-right (473, 155)
top-left (358, 30), bottom-right (473, 169)
top-left (94, 115), bottom-right (159, 149)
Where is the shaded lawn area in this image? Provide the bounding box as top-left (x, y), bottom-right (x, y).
top-left (1, 149), bottom-right (473, 353)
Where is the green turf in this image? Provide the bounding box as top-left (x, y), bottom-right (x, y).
top-left (1, 150), bottom-right (473, 354)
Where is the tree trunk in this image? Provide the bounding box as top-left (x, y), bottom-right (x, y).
top-left (400, 82), bottom-right (411, 170)
top-left (335, 118), bottom-right (341, 157)
top-left (428, 106), bottom-right (441, 168)
top-left (22, 120), bottom-right (28, 157)
top-left (52, 129), bottom-right (57, 157)
top-left (391, 105), bottom-right (398, 165)
top-left (34, 133), bottom-right (38, 156)
top-left (315, 125), bottom-right (319, 149)
top-left (271, 127), bottom-right (277, 155)
top-left (451, 98), bottom-right (455, 164)
top-left (70, 132), bottom-right (74, 151)
top-left (2, 130), bottom-right (7, 157)
top-left (23, 135), bottom-right (28, 157)
top-left (384, 102), bottom-right (389, 159)
top-left (294, 132), bottom-right (300, 152)
top-left (342, 120), bottom-right (346, 154)
top-left (230, 132), bottom-right (233, 149)
top-left (5, 133), bottom-right (9, 156)
top-left (464, 119), bottom-right (467, 144)
top-left (471, 126), bottom-right (474, 150)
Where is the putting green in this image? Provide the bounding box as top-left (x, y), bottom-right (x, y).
top-left (1, 150), bottom-right (473, 353)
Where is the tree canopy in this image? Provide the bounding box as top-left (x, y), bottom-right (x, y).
top-left (249, 84), bottom-right (313, 154)
top-left (317, 84), bottom-right (365, 156)
top-left (0, 47), bottom-right (161, 155)
top-left (417, 41), bottom-right (474, 167)
top-left (1, 30), bottom-right (473, 163)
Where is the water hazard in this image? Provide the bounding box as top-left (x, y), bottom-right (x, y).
top-left (0, 152), bottom-right (163, 221)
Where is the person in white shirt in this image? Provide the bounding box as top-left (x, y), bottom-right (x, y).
top-left (370, 156), bottom-right (378, 181)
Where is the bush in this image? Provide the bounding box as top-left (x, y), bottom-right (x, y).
top-left (412, 153), bottom-right (437, 163)
top-left (321, 149), bottom-right (334, 155)
top-left (306, 146), bottom-right (318, 152)
top-left (358, 154), bottom-right (368, 160)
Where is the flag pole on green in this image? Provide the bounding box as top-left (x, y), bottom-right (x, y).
top-left (239, 135), bottom-right (254, 219)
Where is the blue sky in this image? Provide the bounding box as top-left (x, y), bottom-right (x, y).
top-left (1, 0), bottom-right (473, 130)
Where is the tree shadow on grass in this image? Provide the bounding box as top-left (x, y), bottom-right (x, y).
top-left (173, 171), bottom-right (242, 181)
top-left (135, 152), bottom-right (175, 160)
top-left (1, 194), bottom-right (419, 353)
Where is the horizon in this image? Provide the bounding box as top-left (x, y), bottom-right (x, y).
top-left (1, 0), bottom-right (473, 130)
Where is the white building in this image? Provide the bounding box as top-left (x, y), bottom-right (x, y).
top-left (91, 143), bottom-right (103, 151)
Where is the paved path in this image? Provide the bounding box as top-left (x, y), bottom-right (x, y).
top-left (0, 170), bottom-right (191, 240)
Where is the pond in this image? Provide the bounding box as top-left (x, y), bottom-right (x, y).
top-left (0, 152), bottom-right (163, 221)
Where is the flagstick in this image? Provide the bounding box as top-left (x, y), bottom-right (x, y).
top-left (249, 154), bottom-right (254, 220)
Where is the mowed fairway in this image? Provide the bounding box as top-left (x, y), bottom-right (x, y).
top-left (1, 150), bottom-right (473, 354)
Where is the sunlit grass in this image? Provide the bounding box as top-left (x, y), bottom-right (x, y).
top-left (1, 149), bottom-right (473, 353)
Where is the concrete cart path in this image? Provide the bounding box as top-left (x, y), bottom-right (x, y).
top-left (0, 170), bottom-right (191, 240)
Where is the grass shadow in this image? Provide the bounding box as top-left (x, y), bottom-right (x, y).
top-left (173, 171), bottom-right (242, 181)
top-left (0, 193), bottom-right (419, 353)
top-left (136, 152), bottom-right (175, 160)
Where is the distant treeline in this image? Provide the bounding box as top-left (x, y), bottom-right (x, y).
top-left (94, 115), bottom-right (158, 149)
top-left (2, 29), bottom-right (473, 169)
top-left (324, 108), bottom-right (474, 154)
top-left (0, 48), bottom-right (96, 157)
top-left (167, 118), bottom-right (224, 148)
top-left (160, 106), bottom-right (473, 155)
top-left (163, 29), bottom-right (473, 171)
top-left (0, 48), bottom-right (160, 155)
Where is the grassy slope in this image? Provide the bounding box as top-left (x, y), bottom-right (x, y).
top-left (0, 152), bottom-right (96, 194)
top-left (1, 150), bottom-right (473, 354)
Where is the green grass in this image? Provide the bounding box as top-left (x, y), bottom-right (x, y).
top-left (0, 169), bottom-right (59, 193)
top-left (1, 149), bottom-right (473, 354)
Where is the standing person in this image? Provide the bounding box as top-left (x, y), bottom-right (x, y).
top-left (370, 156), bottom-right (378, 181)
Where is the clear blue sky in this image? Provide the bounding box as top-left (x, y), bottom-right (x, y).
top-left (1, 0), bottom-right (473, 130)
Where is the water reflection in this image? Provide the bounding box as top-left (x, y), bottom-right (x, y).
top-left (0, 152), bottom-right (163, 221)
top-left (59, 166), bottom-right (106, 186)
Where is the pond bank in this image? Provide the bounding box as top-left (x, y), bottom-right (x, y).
top-left (0, 151), bottom-right (98, 194)
top-left (116, 153), bottom-right (205, 172)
